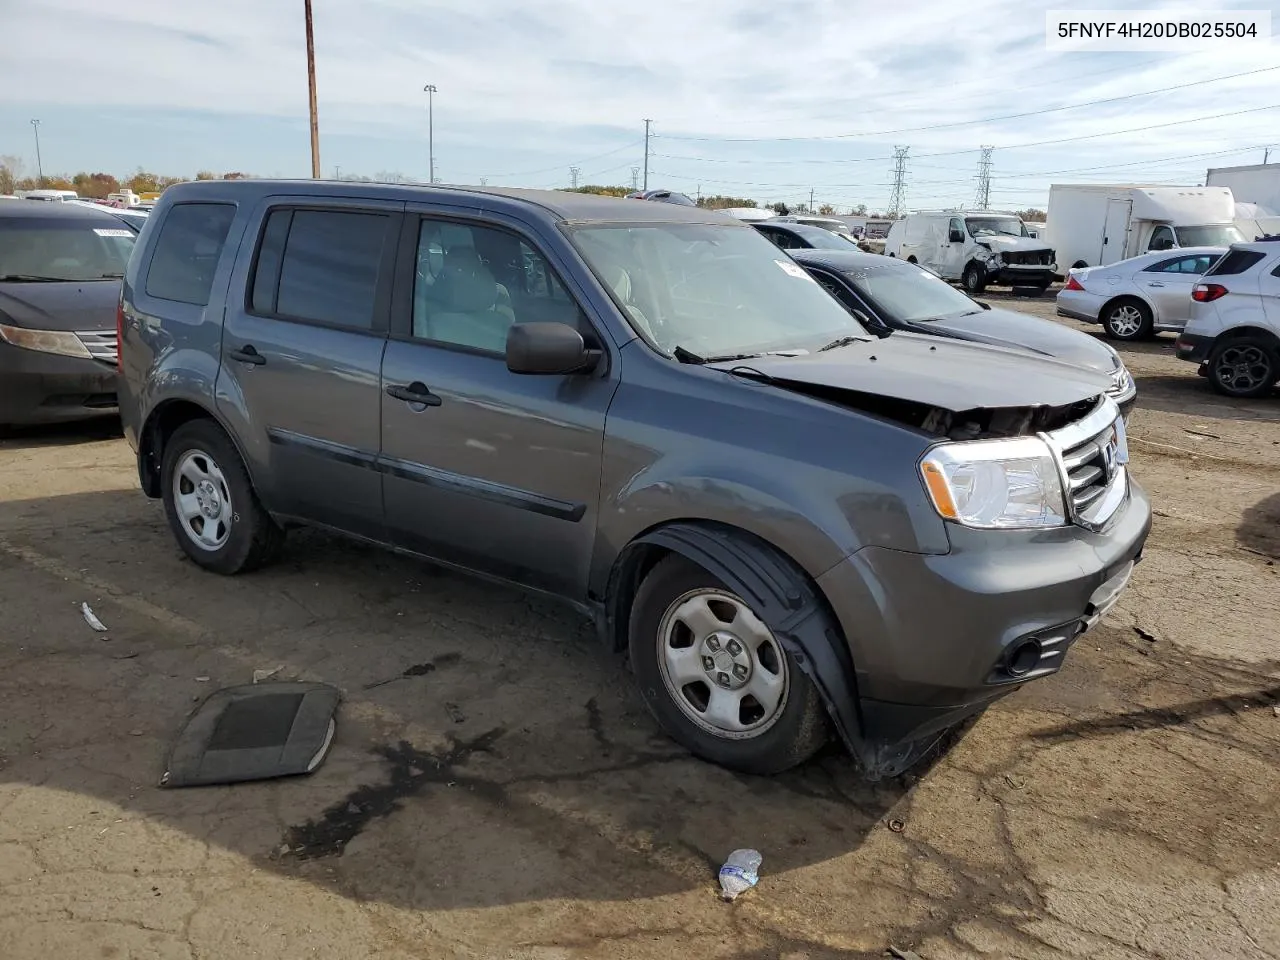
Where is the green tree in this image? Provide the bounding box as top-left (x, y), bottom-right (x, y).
top-left (0, 155), bottom-right (21, 195)
top-left (818, 203), bottom-right (836, 215)
top-left (1015, 208), bottom-right (1046, 222)
top-left (697, 195), bottom-right (756, 210)
top-left (126, 169), bottom-right (164, 193)
top-left (195, 170), bottom-right (217, 180)
top-left (851, 203), bottom-right (868, 216)
top-left (72, 172), bottom-right (120, 199)
top-left (560, 185), bottom-right (630, 197)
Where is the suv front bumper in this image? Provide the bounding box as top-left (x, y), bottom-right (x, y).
top-left (994, 264), bottom-right (1055, 287)
top-left (817, 477), bottom-right (1151, 768)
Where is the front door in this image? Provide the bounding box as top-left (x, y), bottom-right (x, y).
top-left (217, 197), bottom-right (402, 538)
top-left (1136, 252), bottom-right (1218, 329)
top-left (935, 217), bottom-right (967, 278)
top-left (1100, 199), bottom-right (1132, 265)
top-left (378, 211), bottom-right (618, 597)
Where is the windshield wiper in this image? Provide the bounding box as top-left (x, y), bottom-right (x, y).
top-left (673, 345), bottom-right (708, 364)
top-left (817, 335), bottom-right (869, 352)
top-left (0, 274), bottom-right (65, 282)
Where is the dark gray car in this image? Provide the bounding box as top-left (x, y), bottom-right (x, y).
top-left (118, 180), bottom-right (1151, 777)
top-left (790, 248), bottom-right (1137, 418)
top-left (0, 200), bottom-right (134, 427)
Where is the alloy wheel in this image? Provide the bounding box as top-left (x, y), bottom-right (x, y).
top-left (172, 449), bottom-right (233, 551)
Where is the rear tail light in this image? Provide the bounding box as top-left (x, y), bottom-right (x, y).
top-left (1064, 274), bottom-right (1085, 291)
top-left (115, 297), bottom-right (124, 372)
top-left (1192, 283), bottom-right (1228, 303)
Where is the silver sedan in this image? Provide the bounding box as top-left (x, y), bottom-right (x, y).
top-left (1056, 246), bottom-right (1225, 341)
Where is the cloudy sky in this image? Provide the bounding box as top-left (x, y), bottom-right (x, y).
top-left (1, 0), bottom-right (1277, 211)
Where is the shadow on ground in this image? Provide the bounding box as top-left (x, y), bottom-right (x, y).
top-left (0, 484), bottom-right (936, 915)
top-left (1239, 490), bottom-right (1280, 558)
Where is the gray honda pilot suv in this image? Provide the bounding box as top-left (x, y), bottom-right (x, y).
top-left (119, 181), bottom-right (1151, 777)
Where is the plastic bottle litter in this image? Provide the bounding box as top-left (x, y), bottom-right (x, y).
top-left (718, 848), bottom-right (762, 901)
top-left (81, 602), bottom-right (108, 632)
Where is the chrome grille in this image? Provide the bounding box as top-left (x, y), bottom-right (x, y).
top-left (75, 329), bottom-right (118, 364)
top-left (1005, 250), bottom-right (1054, 266)
top-left (1045, 399), bottom-right (1128, 529)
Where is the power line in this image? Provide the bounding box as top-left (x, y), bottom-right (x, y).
top-left (630, 166), bottom-right (640, 191)
top-left (478, 139), bottom-right (643, 180)
top-left (888, 146), bottom-right (909, 218)
top-left (655, 64), bottom-right (1280, 143)
top-left (974, 146), bottom-right (993, 209)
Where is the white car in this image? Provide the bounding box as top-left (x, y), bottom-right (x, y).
top-left (1056, 246), bottom-right (1225, 341)
top-left (884, 211), bottom-right (1056, 293)
top-left (1175, 240), bottom-right (1280, 398)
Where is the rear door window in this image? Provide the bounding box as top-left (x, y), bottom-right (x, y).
top-left (1150, 254), bottom-right (1218, 275)
top-left (1204, 249), bottom-right (1266, 277)
top-left (250, 208), bottom-right (392, 331)
top-left (145, 203), bottom-right (237, 305)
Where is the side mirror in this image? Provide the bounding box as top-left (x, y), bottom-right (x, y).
top-left (506, 321), bottom-right (600, 375)
top-left (948, 230), bottom-right (965, 243)
top-left (978, 300), bottom-right (992, 311)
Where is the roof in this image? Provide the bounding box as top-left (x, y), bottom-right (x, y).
top-left (752, 220), bottom-right (846, 240)
top-left (786, 248), bottom-right (894, 272)
top-left (159, 179), bottom-right (740, 226)
top-left (1206, 163), bottom-right (1280, 176)
top-left (0, 198), bottom-right (125, 220)
top-left (904, 210), bottom-right (1024, 217)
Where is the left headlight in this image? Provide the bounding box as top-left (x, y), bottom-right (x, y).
top-left (919, 436), bottom-right (1067, 529)
top-left (0, 322), bottom-right (93, 360)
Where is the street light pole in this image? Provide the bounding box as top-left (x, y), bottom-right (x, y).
top-left (30, 119), bottom-right (43, 186)
top-left (423, 84), bottom-right (437, 184)
top-left (304, 0), bottom-right (321, 178)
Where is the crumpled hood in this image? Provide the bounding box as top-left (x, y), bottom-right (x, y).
top-left (909, 307), bottom-right (1119, 375)
top-left (709, 332), bottom-right (1111, 412)
top-left (0, 280), bottom-right (120, 332)
top-left (974, 234), bottom-right (1053, 255)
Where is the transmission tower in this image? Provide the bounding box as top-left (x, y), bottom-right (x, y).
top-left (630, 166), bottom-right (640, 191)
top-left (888, 146), bottom-right (909, 218)
top-left (569, 166), bottom-right (581, 189)
top-left (974, 146), bottom-right (994, 210)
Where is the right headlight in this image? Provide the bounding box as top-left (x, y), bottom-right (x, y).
top-left (919, 436), bottom-right (1067, 529)
top-left (0, 322), bottom-right (93, 360)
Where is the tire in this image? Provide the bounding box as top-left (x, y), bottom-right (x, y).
top-left (628, 554), bottom-right (828, 774)
top-left (906, 255), bottom-right (917, 264)
top-left (160, 419), bottom-right (284, 574)
top-left (1207, 336), bottom-right (1279, 399)
top-left (962, 262), bottom-right (987, 294)
top-left (1102, 298), bottom-right (1153, 341)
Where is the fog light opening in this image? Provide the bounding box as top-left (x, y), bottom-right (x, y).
top-left (1007, 639), bottom-right (1042, 677)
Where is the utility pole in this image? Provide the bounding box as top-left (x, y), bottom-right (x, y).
top-left (809, 188), bottom-right (815, 213)
top-left (304, 0), bottom-right (320, 179)
top-left (333, 165), bottom-right (340, 179)
top-left (630, 166), bottom-right (640, 191)
top-left (569, 166), bottom-right (581, 189)
top-left (642, 119), bottom-right (652, 191)
top-left (974, 145), bottom-right (993, 210)
top-left (888, 145), bottom-right (910, 219)
top-left (1266, 147), bottom-right (1272, 164)
top-left (423, 84), bottom-right (437, 183)
top-left (28, 120), bottom-right (42, 185)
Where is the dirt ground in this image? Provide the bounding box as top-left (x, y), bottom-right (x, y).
top-left (1, 295), bottom-right (1278, 960)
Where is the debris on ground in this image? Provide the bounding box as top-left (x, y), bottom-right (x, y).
top-left (362, 652), bottom-right (463, 690)
top-left (1133, 626), bottom-right (1158, 644)
top-left (887, 818), bottom-right (906, 833)
top-left (887, 948), bottom-right (924, 960)
top-left (81, 602), bottom-right (107, 631)
top-left (253, 666), bottom-right (283, 683)
top-left (161, 681), bottom-right (340, 787)
top-left (1003, 774), bottom-right (1027, 789)
top-left (718, 848), bottom-right (762, 901)
top-left (444, 702), bottom-right (466, 724)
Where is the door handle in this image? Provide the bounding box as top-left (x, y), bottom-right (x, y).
top-left (1146, 282), bottom-right (1165, 288)
top-left (385, 381), bottom-right (442, 407)
top-left (228, 345), bottom-right (266, 365)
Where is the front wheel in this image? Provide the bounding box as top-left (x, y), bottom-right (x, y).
top-left (628, 555), bottom-right (828, 774)
top-left (1208, 337), bottom-right (1278, 399)
top-left (161, 419), bottom-right (284, 574)
top-left (962, 262), bottom-right (987, 294)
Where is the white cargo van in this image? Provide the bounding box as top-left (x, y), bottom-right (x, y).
top-left (883, 210), bottom-right (1056, 293)
top-left (1046, 184), bottom-right (1244, 273)
top-left (14, 189), bottom-right (79, 202)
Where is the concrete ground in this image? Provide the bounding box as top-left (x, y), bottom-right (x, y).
top-left (1, 295), bottom-right (1278, 960)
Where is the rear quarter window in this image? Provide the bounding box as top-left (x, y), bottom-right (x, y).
top-left (144, 203), bottom-right (237, 305)
top-left (1204, 249), bottom-right (1265, 277)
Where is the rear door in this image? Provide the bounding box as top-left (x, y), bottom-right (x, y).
top-left (216, 197), bottom-right (402, 539)
top-left (1136, 252), bottom-right (1218, 328)
top-left (1101, 199), bottom-right (1132, 264)
top-left (1262, 257), bottom-right (1280, 328)
top-left (377, 208), bottom-right (618, 597)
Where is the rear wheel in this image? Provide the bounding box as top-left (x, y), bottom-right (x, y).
top-left (962, 262), bottom-right (987, 294)
top-left (161, 419), bottom-right (284, 574)
top-left (1208, 336), bottom-right (1278, 399)
top-left (628, 555), bottom-right (828, 774)
top-left (1102, 298), bottom-right (1153, 341)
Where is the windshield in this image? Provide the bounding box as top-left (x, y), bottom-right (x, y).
top-left (1174, 224), bottom-right (1245, 247)
top-left (966, 217), bottom-right (1027, 239)
top-left (570, 222), bottom-right (868, 359)
top-left (796, 218), bottom-right (851, 234)
top-left (845, 260), bottom-right (980, 323)
top-left (0, 219), bottom-right (135, 281)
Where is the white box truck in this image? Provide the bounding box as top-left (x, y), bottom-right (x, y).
top-left (1045, 184), bottom-right (1244, 273)
top-left (1205, 164), bottom-right (1280, 239)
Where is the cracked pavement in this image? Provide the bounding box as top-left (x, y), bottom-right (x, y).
top-left (1, 298), bottom-right (1278, 959)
